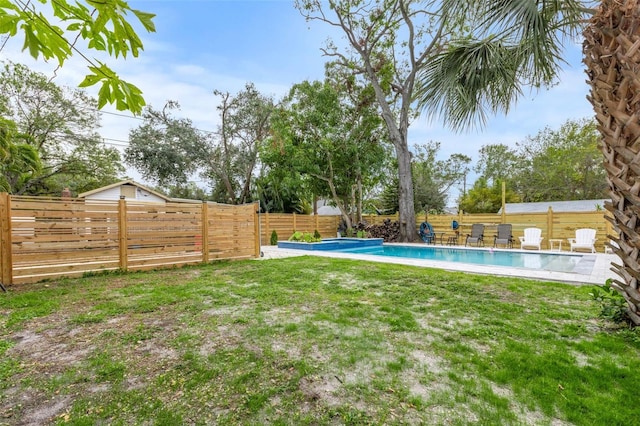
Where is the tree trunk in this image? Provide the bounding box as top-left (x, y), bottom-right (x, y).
top-left (583, 0), bottom-right (640, 325)
top-left (396, 142), bottom-right (416, 242)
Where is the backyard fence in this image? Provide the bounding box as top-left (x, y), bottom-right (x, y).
top-left (260, 209), bottom-right (614, 253)
top-left (0, 192), bottom-right (615, 287)
top-left (0, 194), bottom-right (260, 286)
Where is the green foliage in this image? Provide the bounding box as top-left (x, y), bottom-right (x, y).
top-left (415, 1), bottom-right (588, 130)
top-left (0, 62), bottom-right (125, 195)
top-left (254, 170), bottom-right (310, 213)
top-left (459, 177), bottom-right (520, 214)
top-left (0, 0), bottom-right (156, 114)
top-left (0, 118), bottom-right (42, 193)
top-left (264, 79), bottom-right (388, 226)
top-left (381, 142), bottom-right (470, 214)
top-left (207, 83), bottom-right (275, 204)
top-left (313, 229), bottom-right (321, 240)
top-left (356, 230), bottom-right (366, 238)
top-left (590, 280), bottom-right (630, 325)
top-left (288, 231), bottom-right (322, 243)
top-left (469, 119), bottom-right (607, 208)
top-left (514, 119), bottom-right (607, 202)
top-left (270, 230), bottom-right (278, 246)
top-left (412, 142), bottom-right (470, 212)
top-left (160, 182), bottom-right (210, 201)
top-left (125, 101), bottom-right (205, 187)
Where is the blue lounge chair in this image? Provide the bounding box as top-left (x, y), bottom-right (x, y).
top-left (419, 222), bottom-right (436, 244)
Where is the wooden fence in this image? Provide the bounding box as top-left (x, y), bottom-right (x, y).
top-left (0, 194), bottom-right (260, 286)
top-left (0, 192), bottom-right (614, 287)
top-left (259, 208), bottom-right (614, 253)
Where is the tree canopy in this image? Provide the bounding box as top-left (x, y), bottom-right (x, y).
top-left (125, 101), bottom-right (205, 188)
top-left (0, 61), bottom-right (124, 195)
top-left (264, 79), bottom-right (388, 228)
top-left (460, 118), bottom-right (607, 212)
top-left (205, 83), bottom-right (274, 204)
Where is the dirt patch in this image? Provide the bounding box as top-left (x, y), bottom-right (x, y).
top-left (298, 375), bottom-right (343, 406)
top-left (0, 307), bottom-right (187, 424)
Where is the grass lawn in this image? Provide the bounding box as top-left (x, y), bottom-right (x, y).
top-left (0, 256), bottom-right (639, 425)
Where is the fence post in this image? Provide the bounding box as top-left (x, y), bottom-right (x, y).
top-left (264, 212), bottom-right (270, 245)
top-left (501, 181), bottom-right (506, 223)
top-left (202, 201), bottom-right (209, 263)
top-left (0, 193), bottom-right (13, 287)
top-left (547, 206), bottom-right (554, 240)
top-left (254, 202), bottom-right (261, 257)
top-left (293, 212), bottom-right (297, 232)
top-left (118, 196), bottom-right (128, 271)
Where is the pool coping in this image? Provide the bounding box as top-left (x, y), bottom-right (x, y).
top-left (259, 243), bottom-right (619, 286)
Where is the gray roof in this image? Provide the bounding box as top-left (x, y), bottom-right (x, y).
top-left (498, 199), bottom-right (609, 214)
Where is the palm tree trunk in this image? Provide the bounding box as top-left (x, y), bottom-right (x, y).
top-left (584, 0), bottom-right (640, 325)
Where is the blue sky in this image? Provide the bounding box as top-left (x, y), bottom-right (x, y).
top-left (2, 0), bottom-right (595, 203)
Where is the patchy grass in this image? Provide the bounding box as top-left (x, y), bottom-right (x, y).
top-left (0, 257), bottom-right (638, 425)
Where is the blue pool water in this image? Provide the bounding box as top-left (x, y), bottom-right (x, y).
top-left (335, 245), bottom-right (593, 274)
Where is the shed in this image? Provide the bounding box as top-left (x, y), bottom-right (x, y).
top-left (78, 180), bottom-right (171, 203)
top-left (498, 199), bottom-right (609, 214)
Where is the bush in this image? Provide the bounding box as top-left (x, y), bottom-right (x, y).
top-left (590, 279), bottom-right (630, 324)
top-left (270, 230), bottom-right (278, 245)
top-left (313, 229), bottom-right (321, 240)
top-left (288, 231), bottom-right (321, 243)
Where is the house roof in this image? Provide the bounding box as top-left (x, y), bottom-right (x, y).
top-left (498, 199), bottom-right (609, 214)
top-left (77, 180), bottom-right (172, 201)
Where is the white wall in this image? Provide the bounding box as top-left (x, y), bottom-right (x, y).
top-left (84, 185), bottom-right (166, 203)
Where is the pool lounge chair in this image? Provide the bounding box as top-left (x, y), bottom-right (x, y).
top-left (493, 224), bottom-right (514, 248)
top-left (519, 228), bottom-right (543, 250)
top-left (568, 228), bottom-right (596, 253)
top-left (465, 224), bottom-right (484, 247)
top-left (605, 238), bottom-right (620, 254)
top-left (419, 222), bottom-right (436, 244)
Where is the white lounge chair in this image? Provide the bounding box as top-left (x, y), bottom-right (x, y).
top-left (568, 229), bottom-right (596, 253)
top-left (605, 239), bottom-right (619, 254)
top-left (519, 228), bottom-right (543, 250)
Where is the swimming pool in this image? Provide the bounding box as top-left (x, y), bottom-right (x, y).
top-left (335, 245), bottom-right (595, 275)
top-left (277, 238), bottom-right (383, 251)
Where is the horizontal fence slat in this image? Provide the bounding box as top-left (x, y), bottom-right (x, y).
top-left (2, 196), bottom-right (260, 286)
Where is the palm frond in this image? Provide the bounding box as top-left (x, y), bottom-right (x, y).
top-left (416, 0), bottom-right (592, 131)
top-left (416, 37), bottom-right (522, 130)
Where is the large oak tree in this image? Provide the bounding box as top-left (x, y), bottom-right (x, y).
top-left (297, 0), bottom-right (586, 241)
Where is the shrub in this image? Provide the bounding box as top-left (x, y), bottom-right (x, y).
top-left (270, 230), bottom-right (278, 245)
top-left (313, 229), bottom-right (321, 240)
top-left (288, 231), bottom-right (321, 243)
top-left (590, 279), bottom-right (630, 324)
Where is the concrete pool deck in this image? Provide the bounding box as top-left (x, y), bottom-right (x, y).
top-left (259, 243), bottom-right (620, 286)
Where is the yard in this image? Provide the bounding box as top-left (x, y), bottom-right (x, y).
top-left (0, 256), bottom-right (638, 425)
